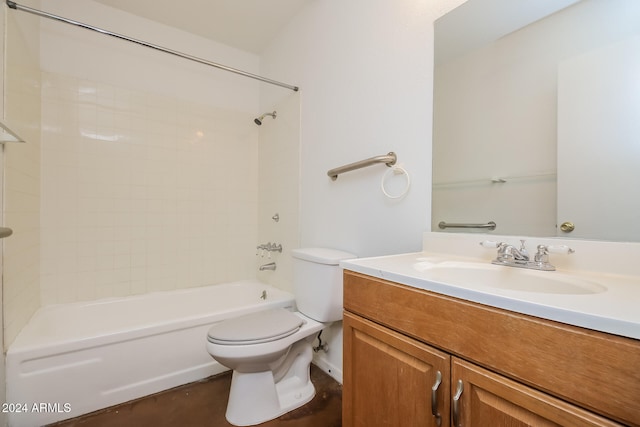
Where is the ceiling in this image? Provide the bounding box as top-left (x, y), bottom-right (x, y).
top-left (435, 0), bottom-right (580, 65)
top-left (92, 0), bottom-right (314, 54)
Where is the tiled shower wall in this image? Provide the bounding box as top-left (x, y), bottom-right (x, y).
top-left (3, 5), bottom-right (42, 349)
top-left (40, 72), bottom-right (260, 304)
top-left (257, 93), bottom-right (301, 293)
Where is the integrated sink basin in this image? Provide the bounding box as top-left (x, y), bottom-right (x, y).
top-left (340, 243), bottom-right (640, 340)
top-left (413, 260), bottom-right (607, 295)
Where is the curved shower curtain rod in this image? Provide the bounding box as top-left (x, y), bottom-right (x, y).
top-left (6, 0), bottom-right (300, 92)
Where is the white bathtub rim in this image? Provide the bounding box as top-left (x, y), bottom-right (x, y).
top-left (9, 281), bottom-right (295, 356)
top-left (8, 306), bottom-right (290, 359)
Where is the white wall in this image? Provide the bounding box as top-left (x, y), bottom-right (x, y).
top-left (260, 0), bottom-right (466, 381)
top-left (263, 0), bottom-right (442, 258)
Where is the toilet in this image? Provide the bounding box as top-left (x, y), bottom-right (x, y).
top-left (206, 247), bottom-right (356, 426)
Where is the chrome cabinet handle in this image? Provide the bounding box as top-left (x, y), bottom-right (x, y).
top-left (431, 370), bottom-right (442, 426)
top-left (453, 379), bottom-right (464, 427)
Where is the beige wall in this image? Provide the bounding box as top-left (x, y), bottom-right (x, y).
top-left (3, 1), bottom-right (42, 349)
top-left (1, 5), bottom-right (6, 424)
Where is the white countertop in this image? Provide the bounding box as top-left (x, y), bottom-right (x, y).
top-left (341, 251), bottom-right (640, 340)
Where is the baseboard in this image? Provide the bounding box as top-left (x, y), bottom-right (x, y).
top-left (311, 354), bottom-right (343, 384)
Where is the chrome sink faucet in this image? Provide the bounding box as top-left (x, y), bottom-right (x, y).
top-left (480, 240), bottom-right (574, 271)
top-left (496, 240), bottom-right (529, 262)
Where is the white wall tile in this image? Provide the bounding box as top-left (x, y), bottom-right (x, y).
top-left (3, 2), bottom-right (42, 349)
top-left (40, 72), bottom-right (260, 304)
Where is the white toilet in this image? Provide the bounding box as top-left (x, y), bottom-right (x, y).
top-left (206, 247), bottom-right (355, 426)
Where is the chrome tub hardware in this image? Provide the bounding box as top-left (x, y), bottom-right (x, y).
top-left (480, 240), bottom-right (574, 271)
top-left (260, 290), bottom-right (267, 300)
top-left (256, 242), bottom-right (283, 258)
top-left (259, 262), bottom-right (276, 271)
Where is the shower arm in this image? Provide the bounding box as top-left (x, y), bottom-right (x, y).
top-left (5, 1), bottom-right (299, 92)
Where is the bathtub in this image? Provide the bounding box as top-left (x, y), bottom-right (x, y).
top-left (6, 280), bottom-right (295, 427)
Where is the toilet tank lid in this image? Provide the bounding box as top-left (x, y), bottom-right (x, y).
top-left (291, 248), bottom-right (357, 265)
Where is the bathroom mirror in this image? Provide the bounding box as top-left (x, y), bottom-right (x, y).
top-left (432, 0), bottom-right (640, 242)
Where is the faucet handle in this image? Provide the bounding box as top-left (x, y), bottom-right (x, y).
top-left (534, 244), bottom-right (574, 267)
top-left (536, 244), bottom-right (575, 256)
top-left (518, 240), bottom-right (529, 258)
top-left (547, 245), bottom-right (575, 254)
top-left (479, 240), bottom-right (501, 248)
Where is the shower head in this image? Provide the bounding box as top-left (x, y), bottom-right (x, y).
top-left (254, 111), bottom-right (277, 126)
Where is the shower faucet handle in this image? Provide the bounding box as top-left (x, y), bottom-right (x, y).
top-left (256, 242), bottom-right (283, 257)
top-left (268, 243), bottom-right (282, 253)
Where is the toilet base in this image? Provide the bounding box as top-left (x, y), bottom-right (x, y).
top-left (225, 339), bottom-right (316, 426)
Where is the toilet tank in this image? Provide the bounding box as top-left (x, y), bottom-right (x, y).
top-left (291, 248), bottom-right (356, 323)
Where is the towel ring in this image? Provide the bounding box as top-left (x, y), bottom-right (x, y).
top-left (381, 164), bottom-right (410, 199)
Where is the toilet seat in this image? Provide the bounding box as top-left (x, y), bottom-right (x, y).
top-left (207, 309), bottom-right (305, 345)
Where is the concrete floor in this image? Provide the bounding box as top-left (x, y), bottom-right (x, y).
top-left (49, 365), bottom-right (342, 427)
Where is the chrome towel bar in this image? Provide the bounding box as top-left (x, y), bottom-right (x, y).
top-left (438, 221), bottom-right (496, 230)
top-left (328, 152), bottom-right (397, 180)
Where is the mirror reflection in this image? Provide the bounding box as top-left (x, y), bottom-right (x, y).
top-left (432, 0), bottom-right (640, 242)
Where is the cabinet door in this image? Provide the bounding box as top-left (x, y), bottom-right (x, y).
top-left (343, 311), bottom-right (450, 427)
top-left (451, 357), bottom-right (623, 427)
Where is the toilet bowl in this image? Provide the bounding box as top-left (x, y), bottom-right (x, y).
top-left (206, 309), bottom-right (324, 426)
top-left (205, 247), bottom-right (356, 426)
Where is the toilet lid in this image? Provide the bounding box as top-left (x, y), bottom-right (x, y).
top-left (207, 309), bottom-right (305, 345)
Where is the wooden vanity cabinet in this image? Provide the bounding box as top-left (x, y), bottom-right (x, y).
top-left (343, 311), bottom-right (451, 427)
top-left (343, 271), bottom-right (640, 427)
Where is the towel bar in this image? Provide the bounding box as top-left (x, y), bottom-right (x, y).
top-left (328, 152), bottom-right (396, 180)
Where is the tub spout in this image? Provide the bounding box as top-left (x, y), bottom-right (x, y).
top-left (259, 262), bottom-right (276, 271)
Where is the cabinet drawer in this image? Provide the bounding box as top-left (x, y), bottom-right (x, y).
top-left (344, 270), bottom-right (640, 426)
